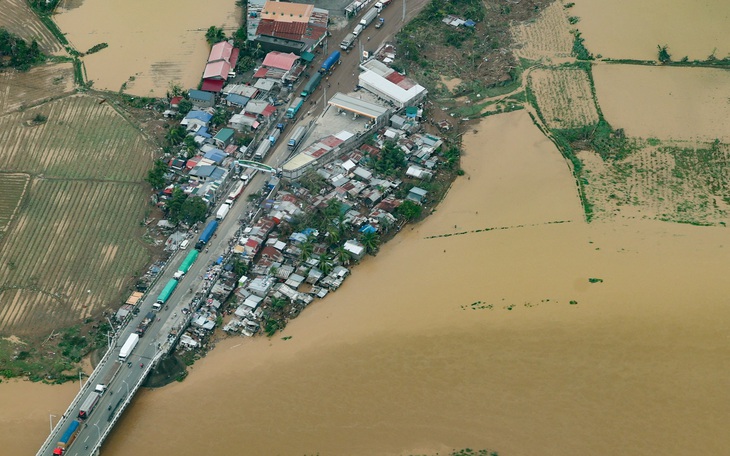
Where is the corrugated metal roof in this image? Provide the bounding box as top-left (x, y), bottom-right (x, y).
top-left (201, 79), bottom-right (224, 92)
top-left (262, 51), bottom-right (299, 71)
top-left (208, 41), bottom-right (233, 63)
top-left (203, 60), bottom-right (230, 79)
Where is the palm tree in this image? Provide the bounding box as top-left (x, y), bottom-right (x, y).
top-left (269, 297), bottom-right (287, 312)
top-left (318, 254), bottom-right (333, 275)
top-left (210, 108), bottom-right (228, 128)
top-left (359, 231), bottom-right (380, 255)
top-left (335, 245), bottom-right (351, 265)
top-left (300, 239), bottom-right (314, 262)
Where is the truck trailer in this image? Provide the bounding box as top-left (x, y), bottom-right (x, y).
top-left (118, 333), bottom-right (140, 361)
top-left (360, 7), bottom-right (378, 27)
top-left (135, 312), bottom-right (156, 337)
top-left (174, 249), bottom-right (199, 279)
top-left (227, 180), bottom-right (244, 201)
top-left (216, 203), bottom-right (231, 221)
top-left (340, 33), bottom-right (356, 50)
top-left (301, 72), bottom-right (323, 98)
top-left (77, 392), bottom-right (102, 419)
top-left (253, 140), bottom-right (271, 160)
top-left (286, 96), bottom-right (304, 118)
top-left (55, 419), bottom-right (81, 452)
top-left (287, 125), bottom-right (307, 150)
top-left (153, 278), bottom-right (178, 310)
top-left (95, 361), bottom-right (121, 394)
top-left (195, 220), bottom-right (219, 250)
top-left (319, 51), bottom-right (341, 73)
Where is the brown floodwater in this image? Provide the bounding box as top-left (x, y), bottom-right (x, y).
top-left (593, 64), bottom-right (730, 142)
top-left (55, 0), bottom-right (240, 96)
top-left (571, 0), bottom-right (730, 60)
top-left (84, 112), bottom-right (730, 455)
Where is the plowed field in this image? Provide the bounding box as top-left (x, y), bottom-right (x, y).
top-left (0, 0), bottom-right (65, 54)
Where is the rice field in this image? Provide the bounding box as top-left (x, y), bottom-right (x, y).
top-left (0, 94), bottom-right (155, 336)
top-left (512, 1), bottom-right (573, 62)
top-left (0, 63), bottom-right (75, 114)
top-left (0, 0), bottom-right (65, 55)
top-left (0, 173), bottom-right (30, 234)
top-left (528, 67), bottom-right (599, 129)
top-left (0, 95), bottom-right (152, 181)
top-left (0, 179), bottom-right (151, 334)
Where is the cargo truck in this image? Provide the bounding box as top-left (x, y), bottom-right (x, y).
top-left (352, 24), bottom-right (364, 37)
top-left (216, 203), bottom-right (231, 221)
top-left (269, 128), bottom-right (281, 145)
top-left (287, 125), bottom-right (307, 149)
top-left (77, 391), bottom-right (102, 419)
top-left (54, 419), bottom-right (81, 453)
top-left (174, 249), bottom-right (199, 280)
top-left (253, 140), bottom-right (271, 160)
top-left (135, 312), bottom-right (156, 337)
top-left (118, 333), bottom-right (140, 361)
top-left (300, 72), bottom-right (323, 98)
top-left (340, 33), bottom-right (356, 50)
top-left (95, 361), bottom-right (121, 394)
top-left (240, 168), bottom-right (258, 184)
top-left (360, 7), bottom-right (378, 27)
top-left (228, 180), bottom-right (244, 201)
top-left (153, 278), bottom-right (178, 310)
top-left (195, 220), bottom-right (219, 250)
top-left (286, 96), bottom-right (304, 118)
top-left (319, 51), bottom-right (341, 73)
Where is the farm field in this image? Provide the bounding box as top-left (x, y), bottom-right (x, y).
top-left (0, 95), bottom-right (152, 181)
top-left (592, 64), bottom-right (730, 142)
top-left (0, 173), bottom-right (30, 234)
top-left (0, 63), bottom-right (75, 114)
top-left (0, 179), bottom-right (151, 334)
top-left (0, 0), bottom-right (65, 55)
top-left (0, 94), bottom-right (154, 338)
top-left (528, 67), bottom-right (599, 129)
top-left (511, 0), bottom-right (573, 62)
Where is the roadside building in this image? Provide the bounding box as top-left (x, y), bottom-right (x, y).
top-left (253, 1), bottom-right (328, 55)
top-left (213, 128), bottom-right (236, 148)
top-left (358, 60), bottom-right (427, 108)
top-left (188, 90), bottom-right (215, 109)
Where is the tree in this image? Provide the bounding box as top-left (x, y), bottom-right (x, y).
top-left (167, 81), bottom-right (184, 98)
top-left (165, 188), bottom-right (188, 223)
top-left (359, 231), bottom-right (381, 255)
top-left (210, 107), bottom-right (229, 128)
top-left (335, 245), bottom-right (351, 265)
top-left (657, 45), bottom-right (671, 64)
top-left (165, 125), bottom-right (187, 146)
top-left (373, 141), bottom-right (406, 177)
top-left (231, 258), bottom-right (249, 277)
top-left (179, 196), bottom-right (208, 225)
top-left (177, 99), bottom-right (193, 116)
top-left (146, 159), bottom-right (168, 190)
top-left (183, 135), bottom-right (198, 158)
top-left (270, 297), bottom-right (287, 311)
top-left (318, 254), bottom-right (333, 275)
top-left (397, 200), bottom-right (422, 222)
top-left (205, 26), bottom-right (226, 45)
top-left (299, 239), bottom-right (314, 262)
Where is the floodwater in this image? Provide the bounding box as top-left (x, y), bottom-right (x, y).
top-left (571, 0), bottom-right (730, 60)
top-left (593, 64), bottom-right (730, 142)
top-left (55, 0), bottom-right (241, 96)
top-left (84, 111), bottom-right (728, 455)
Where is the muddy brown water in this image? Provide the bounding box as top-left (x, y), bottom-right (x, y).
top-left (571, 0), bottom-right (730, 60)
top-left (55, 0), bottom-right (241, 96)
top-left (6, 111), bottom-right (730, 455)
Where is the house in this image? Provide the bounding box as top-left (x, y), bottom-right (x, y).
top-left (229, 113), bottom-right (260, 131)
top-left (202, 41), bottom-right (240, 92)
top-left (225, 93), bottom-right (250, 108)
top-left (181, 110), bottom-right (213, 130)
top-left (213, 128), bottom-right (236, 148)
top-left (343, 239), bottom-right (366, 261)
top-left (189, 164), bottom-right (227, 182)
top-left (407, 186), bottom-right (428, 203)
top-left (188, 90), bottom-right (215, 109)
top-left (203, 148), bottom-right (227, 165)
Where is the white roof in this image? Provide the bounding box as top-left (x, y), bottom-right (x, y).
top-left (358, 70), bottom-right (427, 105)
top-left (328, 92), bottom-right (389, 119)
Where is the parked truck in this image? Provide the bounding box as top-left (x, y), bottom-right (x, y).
top-left (375, 17), bottom-right (384, 28)
top-left (320, 51), bottom-right (341, 73)
top-left (253, 140), bottom-right (271, 160)
top-left (287, 125), bottom-right (307, 150)
top-left (340, 33), bottom-right (356, 50)
top-left (77, 391), bottom-right (102, 420)
top-left (54, 419), bottom-right (81, 453)
top-left (118, 333), bottom-right (140, 362)
top-left (352, 24), bottom-right (364, 37)
top-left (227, 180), bottom-right (244, 201)
top-left (135, 312), bottom-right (156, 337)
top-left (195, 220), bottom-right (219, 250)
top-left (216, 203), bottom-right (231, 221)
top-left (153, 278), bottom-right (178, 310)
top-left (360, 7), bottom-right (378, 27)
top-left (286, 96), bottom-right (304, 118)
top-left (269, 128), bottom-right (281, 145)
top-left (174, 249), bottom-right (199, 280)
top-left (301, 72), bottom-right (323, 98)
top-left (95, 361), bottom-right (121, 394)
top-left (240, 168), bottom-right (258, 184)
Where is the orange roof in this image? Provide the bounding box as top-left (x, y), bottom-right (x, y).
top-left (261, 0), bottom-right (312, 23)
top-left (262, 51), bottom-right (299, 71)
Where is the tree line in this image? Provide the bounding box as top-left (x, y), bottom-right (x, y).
top-left (0, 28), bottom-right (44, 71)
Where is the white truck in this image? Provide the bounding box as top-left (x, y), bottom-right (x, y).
top-left (95, 361), bottom-right (121, 394)
top-left (352, 24), bottom-right (364, 37)
top-left (216, 203), bottom-right (231, 221)
top-left (118, 333), bottom-right (140, 362)
top-left (360, 7), bottom-right (378, 27)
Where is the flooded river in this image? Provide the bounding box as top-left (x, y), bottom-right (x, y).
top-left (96, 112), bottom-right (730, 454)
top-left (55, 0), bottom-right (240, 96)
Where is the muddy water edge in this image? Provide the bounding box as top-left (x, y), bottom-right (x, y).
top-left (55, 0), bottom-right (241, 96)
top-left (92, 111), bottom-right (730, 455)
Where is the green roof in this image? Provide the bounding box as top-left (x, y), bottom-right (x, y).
top-left (300, 51), bottom-right (315, 62)
top-left (214, 127), bottom-right (235, 142)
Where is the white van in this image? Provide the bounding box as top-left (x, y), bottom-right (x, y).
top-left (180, 239), bottom-right (190, 250)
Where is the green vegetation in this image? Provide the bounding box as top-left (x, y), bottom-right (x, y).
top-left (86, 42), bottom-right (108, 55)
top-left (371, 141), bottom-right (407, 177)
top-left (205, 26), bottom-right (226, 45)
top-left (165, 188), bottom-right (208, 225)
top-left (571, 30), bottom-right (593, 60)
top-left (146, 159), bottom-right (168, 190)
top-left (396, 200), bottom-right (423, 221)
top-left (588, 277), bottom-right (604, 283)
top-left (0, 28), bottom-right (44, 71)
top-left (657, 44), bottom-right (671, 63)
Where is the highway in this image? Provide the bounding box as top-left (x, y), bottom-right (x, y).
top-left (37, 2), bottom-right (432, 454)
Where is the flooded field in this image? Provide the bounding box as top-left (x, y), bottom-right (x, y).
top-left (83, 111), bottom-right (727, 455)
top-left (571, 0), bottom-right (730, 60)
top-left (55, 0), bottom-right (241, 96)
top-left (593, 64), bottom-right (730, 142)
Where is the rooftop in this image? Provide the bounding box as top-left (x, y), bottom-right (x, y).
top-left (260, 0), bottom-right (313, 23)
top-left (328, 92), bottom-right (390, 119)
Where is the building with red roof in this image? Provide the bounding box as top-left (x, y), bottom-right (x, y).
top-left (201, 40), bottom-right (239, 93)
top-left (253, 0), bottom-right (328, 55)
